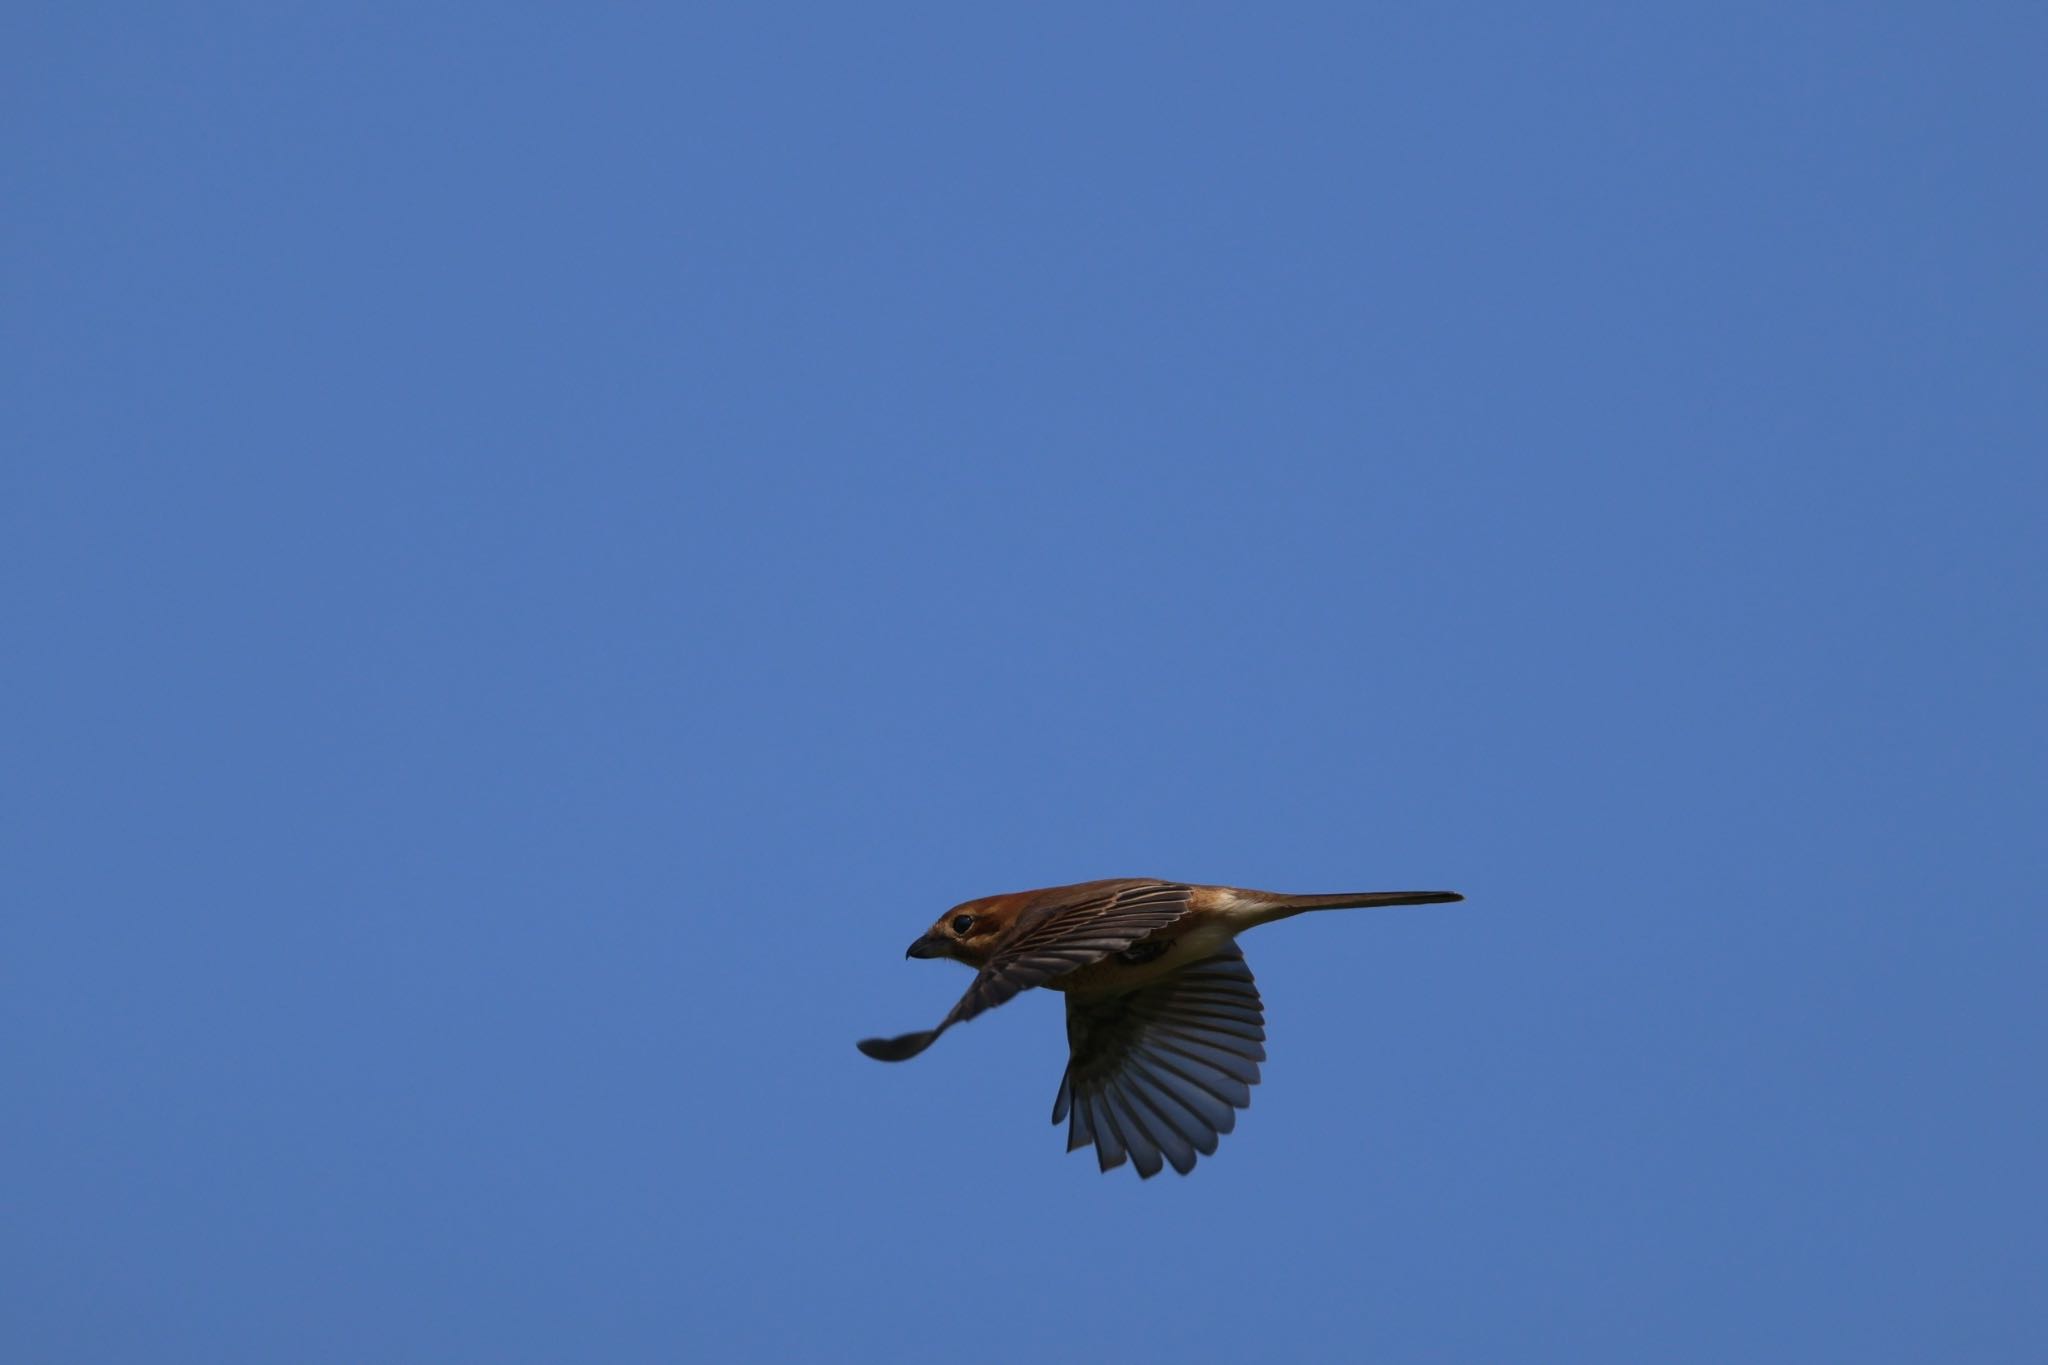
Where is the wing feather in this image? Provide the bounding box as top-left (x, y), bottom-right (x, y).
top-left (1051, 945), bottom-right (1265, 1178)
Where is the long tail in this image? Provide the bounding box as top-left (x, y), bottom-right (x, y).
top-left (1237, 888), bottom-right (1462, 927)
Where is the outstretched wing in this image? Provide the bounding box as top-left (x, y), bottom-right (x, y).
top-left (1051, 947), bottom-right (1265, 1178)
top-left (857, 881), bottom-right (1192, 1062)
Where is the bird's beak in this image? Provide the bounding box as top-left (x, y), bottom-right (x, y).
top-left (905, 934), bottom-right (946, 960)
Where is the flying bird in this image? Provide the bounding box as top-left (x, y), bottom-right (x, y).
top-left (859, 878), bottom-right (1462, 1178)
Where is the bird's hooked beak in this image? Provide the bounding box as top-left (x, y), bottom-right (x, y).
top-left (905, 933), bottom-right (947, 960)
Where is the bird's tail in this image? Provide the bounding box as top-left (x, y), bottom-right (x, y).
top-left (1235, 888), bottom-right (1462, 927)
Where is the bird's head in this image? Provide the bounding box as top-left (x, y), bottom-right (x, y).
top-left (905, 896), bottom-right (1011, 968)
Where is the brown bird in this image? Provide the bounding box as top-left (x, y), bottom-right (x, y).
top-left (859, 878), bottom-right (1462, 1178)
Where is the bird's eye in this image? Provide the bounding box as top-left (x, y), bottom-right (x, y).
top-left (950, 914), bottom-right (975, 935)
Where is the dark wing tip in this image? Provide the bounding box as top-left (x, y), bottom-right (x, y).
top-left (857, 1030), bottom-right (939, 1062)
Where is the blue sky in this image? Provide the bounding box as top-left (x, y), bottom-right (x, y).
top-left (5, 5), bottom-right (2044, 1361)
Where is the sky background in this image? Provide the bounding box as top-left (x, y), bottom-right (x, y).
top-left (5, 5), bottom-right (2045, 1362)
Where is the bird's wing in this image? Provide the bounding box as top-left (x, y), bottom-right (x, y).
top-left (856, 881), bottom-right (1192, 1062)
top-left (1051, 946), bottom-right (1264, 1178)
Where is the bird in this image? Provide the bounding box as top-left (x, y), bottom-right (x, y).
top-left (858, 878), bottom-right (1463, 1178)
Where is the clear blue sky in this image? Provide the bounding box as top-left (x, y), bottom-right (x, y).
top-left (6, 6), bottom-right (2044, 1362)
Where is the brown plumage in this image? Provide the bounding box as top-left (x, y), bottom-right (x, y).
top-left (858, 878), bottom-right (1463, 1178)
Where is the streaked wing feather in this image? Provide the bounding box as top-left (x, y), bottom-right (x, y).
top-left (1088, 1089), bottom-right (1129, 1172)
